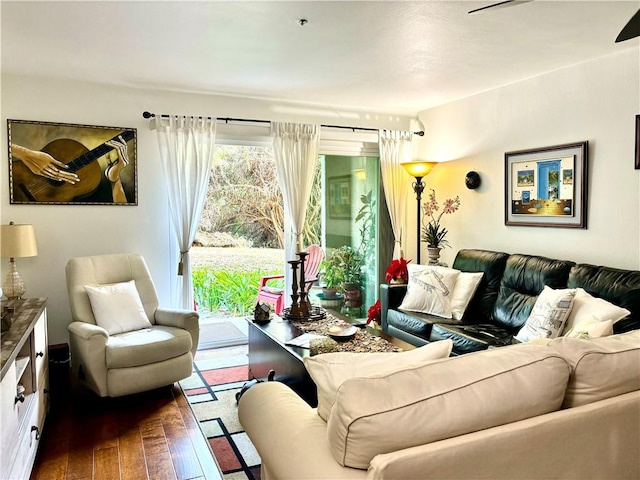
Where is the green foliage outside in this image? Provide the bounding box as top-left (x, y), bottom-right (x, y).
top-left (192, 265), bottom-right (284, 315)
top-left (199, 145), bottom-right (321, 249)
top-left (193, 145), bottom-right (325, 315)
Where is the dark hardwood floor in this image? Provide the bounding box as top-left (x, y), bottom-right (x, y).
top-left (30, 366), bottom-right (222, 480)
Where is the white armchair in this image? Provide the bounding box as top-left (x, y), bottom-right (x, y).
top-left (66, 253), bottom-right (199, 397)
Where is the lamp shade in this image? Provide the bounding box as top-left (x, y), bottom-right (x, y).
top-left (401, 161), bottom-right (437, 178)
top-left (1, 222), bottom-right (38, 258)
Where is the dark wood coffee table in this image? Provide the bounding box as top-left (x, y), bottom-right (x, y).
top-left (247, 312), bottom-right (412, 407)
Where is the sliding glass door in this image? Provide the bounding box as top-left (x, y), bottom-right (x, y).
top-left (320, 154), bottom-right (392, 317)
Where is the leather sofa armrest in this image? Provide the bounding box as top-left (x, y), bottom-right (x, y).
top-left (380, 284), bottom-right (407, 331)
top-left (155, 308), bottom-right (200, 356)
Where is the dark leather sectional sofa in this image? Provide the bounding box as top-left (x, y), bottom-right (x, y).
top-left (381, 249), bottom-right (640, 355)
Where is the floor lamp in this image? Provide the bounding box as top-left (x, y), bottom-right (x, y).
top-left (401, 161), bottom-right (437, 264)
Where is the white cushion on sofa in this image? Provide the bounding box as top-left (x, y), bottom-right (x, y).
top-left (85, 280), bottom-right (152, 335)
top-left (304, 340), bottom-right (453, 421)
top-left (398, 265), bottom-right (460, 318)
top-left (106, 325), bottom-right (192, 368)
top-left (561, 288), bottom-right (630, 334)
top-left (549, 330), bottom-right (640, 408)
top-left (514, 286), bottom-right (576, 343)
top-left (563, 314), bottom-right (613, 339)
top-left (326, 343), bottom-right (571, 469)
top-left (450, 272), bottom-right (484, 320)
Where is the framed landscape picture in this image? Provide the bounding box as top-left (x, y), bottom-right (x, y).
top-left (505, 141), bottom-right (588, 228)
top-left (328, 175), bottom-right (351, 219)
top-left (7, 119), bottom-right (137, 205)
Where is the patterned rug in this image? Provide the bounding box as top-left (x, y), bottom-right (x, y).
top-left (180, 344), bottom-right (261, 480)
top-left (198, 317), bottom-right (249, 350)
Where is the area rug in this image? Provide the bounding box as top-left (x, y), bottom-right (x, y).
top-left (180, 345), bottom-right (261, 480)
top-left (198, 320), bottom-right (248, 350)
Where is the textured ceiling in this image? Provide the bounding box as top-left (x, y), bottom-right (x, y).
top-left (1, 1), bottom-right (638, 114)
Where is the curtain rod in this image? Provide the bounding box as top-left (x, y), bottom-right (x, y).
top-left (142, 111), bottom-right (424, 136)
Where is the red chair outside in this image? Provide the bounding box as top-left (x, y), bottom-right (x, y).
top-left (256, 244), bottom-right (324, 314)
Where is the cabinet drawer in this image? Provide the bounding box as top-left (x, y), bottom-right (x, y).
top-left (7, 392), bottom-right (44, 480)
top-left (38, 366), bottom-right (49, 424)
top-left (33, 311), bottom-right (48, 386)
top-left (0, 362), bottom-right (20, 480)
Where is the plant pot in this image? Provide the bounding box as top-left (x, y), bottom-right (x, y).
top-left (427, 247), bottom-right (442, 265)
top-left (322, 287), bottom-right (338, 299)
top-left (318, 294), bottom-right (343, 309)
top-left (341, 283), bottom-right (362, 308)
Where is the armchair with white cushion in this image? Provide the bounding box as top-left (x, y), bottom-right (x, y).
top-left (66, 253), bottom-right (199, 397)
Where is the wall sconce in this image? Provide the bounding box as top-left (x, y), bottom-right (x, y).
top-left (401, 161), bottom-right (437, 264)
top-left (1, 222), bottom-right (38, 299)
top-left (465, 171), bottom-right (482, 189)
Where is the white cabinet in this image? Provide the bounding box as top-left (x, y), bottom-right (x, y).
top-left (0, 298), bottom-right (48, 480)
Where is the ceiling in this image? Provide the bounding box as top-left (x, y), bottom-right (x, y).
top-left (1, 1), bottom-right (638, 115)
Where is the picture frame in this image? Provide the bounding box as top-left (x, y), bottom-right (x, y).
top-left (7, 119), bottom-right (137, 205)
top-left (635, 114), bottom-right (640, 170)
top-left (327, 175), bottom-right (351, 219)
top-left (505, 141), bottom-right (588, 228)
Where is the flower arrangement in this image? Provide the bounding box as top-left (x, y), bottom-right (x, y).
top-left (367, 300), bottom-right (381, 328)
top-left (385, 257), bottom-right (411, 283)
top-left (421, 189), bottom-right (461, 248)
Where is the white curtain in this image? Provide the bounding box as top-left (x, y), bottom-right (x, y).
top-left (271, 122), bottom-right (320, 303)
top-left (379, 130), bottom-right (413, 259)
top-left (153, 115), bottom-right (217, 309)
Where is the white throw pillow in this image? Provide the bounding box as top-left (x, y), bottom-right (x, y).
top-left (450, 272), bottom-right (484, 320)
top-left (398, 265), bottom-right (460, 318)
top-left (304, 340), bottom-right (453, 421)
top-left (514, 286), bottom-right (576, 343)
top-left (85, 280), bottom-right (152, 335)
top-left (563, 314), bottom-right (614, 339)
top-left (561, 288), bottom-right (630, 335)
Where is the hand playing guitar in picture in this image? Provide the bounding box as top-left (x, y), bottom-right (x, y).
top-left (11, 143), bottom-right (80, 185)
top-left (104, 135), bottom-right (130, 203)
top-left (10, 129), bottom-right (135, 204)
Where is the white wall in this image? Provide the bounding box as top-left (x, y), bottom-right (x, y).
top-left (4, 46), bottom-right (638, 344)
top-left (0, 74), bottom-right (414, 345)
top-left (409, 48), bottom-right (640, 270)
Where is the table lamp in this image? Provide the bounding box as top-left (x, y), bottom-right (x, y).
top-left (1, 222), bottom-right (38, 299)
top-left (401, 161), bottom-right (437, 264)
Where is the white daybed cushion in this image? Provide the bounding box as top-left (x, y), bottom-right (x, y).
top-left (549, 330), bottom-right (640, 408)
top-left (514, 286), bottom-right (576, 343)
top-left (85, 280), bottom-right (152, 335)
top-left (563, 314), bottom-right (614, 339)
top-left (561, 288), bottom-right (630, 334)
top-left (304, 340), bottom-right (453, 421)
top-left (327, 343), bottom-right (571, 469)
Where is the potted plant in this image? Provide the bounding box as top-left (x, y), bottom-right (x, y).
top-left (319, 255), bottom-right (343, 299)
top-left (385, 257), bottom-right (411, 284)
top-left (330, 246), bottom-right (364, 310)
top-left (421, 189), bottom-right (461, 264)
top-left (319, 245), bottom-right (364, 304)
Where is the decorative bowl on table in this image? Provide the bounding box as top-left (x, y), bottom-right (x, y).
top-left (327, 325), bottom-right (358, 342)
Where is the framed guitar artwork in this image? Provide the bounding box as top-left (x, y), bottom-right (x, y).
top-left (7, 119), bottom-right (137, 205)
